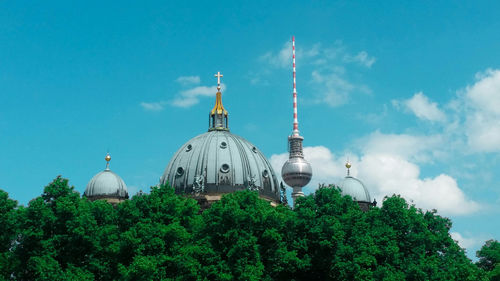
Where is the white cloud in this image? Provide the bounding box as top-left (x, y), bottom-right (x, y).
top-left (270, 141), bottom-right (479, 216)
top-left (311, 70), bottom-right (353, 107)
top-left (359, 131), bottom-right (444, 163)
top-left (140, 102), bottom-right (165, 111)
top-left (393, 92), bottom-right (447, 123)
top-left (465, 112), bottom-right (500, 152)
top-left (258, 39), bottom-right (373, 108)
top-left (259, 41), bottom-right (322, 68)
top-left (468, 69), bottom-right (500, 115)
top-left (175, 76), bottom-right (200, 86)
top-left (344, 51), bottom-right (376, 68)
top-left (171, 97), bottom-right (198, 108)
top-left (358, 131), bottom-right (478, 215)
top-left (259, 41), bottom-right (292, 68)
top-left (451, 232), bottom-right (483, 249)
top-left (171, 84), bottom-right (225, 108)
top-left (390, 69), bottom-right (500, 154)
top-left (269, 153), bottom-right (287, 179)
top-left (463, 69), bottom-right (500, 152)
top-left (358, 153), bottom-right (479, 215)
top-left (139, 75), bottom-right (225, 110)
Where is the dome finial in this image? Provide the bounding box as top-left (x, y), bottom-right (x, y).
top-left (215, 71), bottom-right (223, 91)
top-left (345, 160), bottom-right (351, 176)
top-left (209, 71), bottom-right (229, 131)
top-left (105, 153), bottom-right (111, 170)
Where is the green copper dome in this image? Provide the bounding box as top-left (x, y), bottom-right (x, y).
top-left (160, 74), bottom-right (280, 203)
top-left (160, 130), bottom-right (280, 202)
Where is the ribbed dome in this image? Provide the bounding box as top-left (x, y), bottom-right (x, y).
top-left (339, 176), bottom-right (371, 203)
top-left (84, 155), bottom-right (128, 201)
top-left (160, 130), bottom-right (280, 202)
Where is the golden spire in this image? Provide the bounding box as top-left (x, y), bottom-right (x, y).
top-left (105, 153), bottom-right (111, 170)
top-left (211, 71), bottom-right (228, 116)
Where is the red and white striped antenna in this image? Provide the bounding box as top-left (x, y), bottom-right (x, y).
top-left (292, 36), bottom-right (299, 136)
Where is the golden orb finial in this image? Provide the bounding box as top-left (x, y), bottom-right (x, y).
top-left (345, 161), bottom-right (351, 169)
top-left (105, 153), bottom-right (111, 170)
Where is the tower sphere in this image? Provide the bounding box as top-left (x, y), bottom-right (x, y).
top-left (281, 155), bottom-right (312, 188)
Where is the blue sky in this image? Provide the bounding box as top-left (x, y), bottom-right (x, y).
top-left (1, 1), bottom-right (499, 258)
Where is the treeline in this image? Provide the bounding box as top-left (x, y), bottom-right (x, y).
top-left (0, 176), bottom-right (498, 281)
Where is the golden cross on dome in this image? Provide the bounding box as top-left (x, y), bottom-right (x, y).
top-left (214, 71), bottom-right (223, 91)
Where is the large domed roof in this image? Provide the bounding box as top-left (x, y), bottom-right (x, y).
top-left (160, 73), bottom-right (280, 203)
top-left (84, 154), bottom-right (128, 200)
top-left (160, 130), bottom-right (280, 202)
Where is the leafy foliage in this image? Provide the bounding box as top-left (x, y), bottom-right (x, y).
top-left (0, 189), bottom-right (19, 279)
top-left (200, 190), bottom-right (303, 280)
top-left (115, 184), bottom-right (203, 280)
top-left (477, 240), bottom-right (500, 281)
top-left (0, 178), bottom-right (490, 280)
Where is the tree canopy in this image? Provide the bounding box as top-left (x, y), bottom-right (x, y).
top-left (0, 177), bottom-right (491, 280)
top-left (477, 239), bottom-right (500, 281)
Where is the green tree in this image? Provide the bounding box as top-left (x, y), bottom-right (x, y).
top-left (477, 239), bottom-right (500, 281)
top-left (367, 195), bottom-right (485, 281)
top-left (200, 190), bottom-right (303, 281)
top-left (13, 176), bottom-right (98, 280)
top-left (85, 199), bottom-right (121, 280)
top-left (291, 185), bottom-right (369, 280)
top-left (2, 177), bottom-right (489, 281)
top-left (290, 186), bottom-right (486, 281)
top-left (116, 184), bottom-right (205, 280)
top-left (0, 189), bottom-right (19, 279)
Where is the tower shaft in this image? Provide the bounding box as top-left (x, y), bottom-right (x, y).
top-left (281, 36), bottom-right (312, 207)
top-left (292, 36), bottom-right (299, 136)
top-left (288, 135), bottom-right (304, 158)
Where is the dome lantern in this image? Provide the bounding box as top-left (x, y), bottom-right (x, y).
top-left (209, 71), bottom-right (229, 131)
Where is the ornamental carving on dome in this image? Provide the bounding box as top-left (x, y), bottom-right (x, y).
top-left (247, 176), bottom-right (259, 191)
top-left (192, 175), bottom-right (205, 195)
top-left (219, 174), bottom-right (231, 185)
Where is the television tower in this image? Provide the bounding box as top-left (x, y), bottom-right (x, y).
top-left (281, 36), bottom-right (312, 206)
